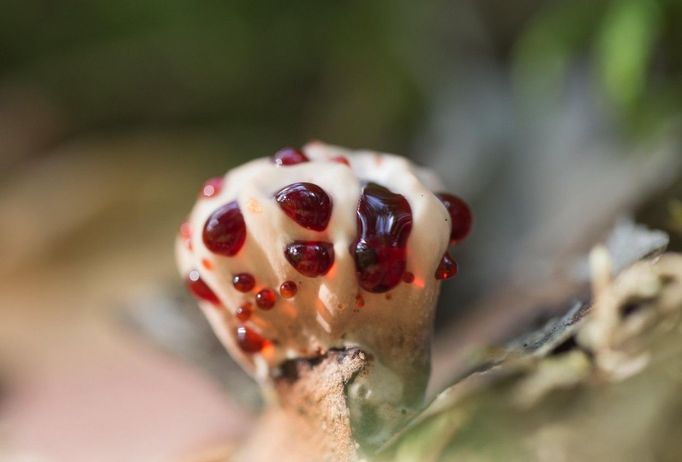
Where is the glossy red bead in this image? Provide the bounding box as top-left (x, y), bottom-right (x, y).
top-left (236, 325), bottom-right (266, 353)
top-left (279, 280), bottom-right (298, 298)
top-left (232, 273), bottom-right (255, 292)
top-left (285, 241), bottom-right (335, 277)
top-left (436, 193), bottom-right (473, 243)
top-left (351, 183), bottom-right (413, 293)
top-left (236, 303), bottom-right (252, 322)
top-left (186, 270), bottom-right (220, 304)
top-left (203, 201), bottom-right (246, 256)
top-left (435, 252), bottom-right (458, 280)
top-left (199, 177), bottom-right (223, 198)
top-left (256, 288), bottom-right (277, 310)
top-left (275, 182), bottom-right (332, 231)
top-left (272, 147), bottom-right (309, 166)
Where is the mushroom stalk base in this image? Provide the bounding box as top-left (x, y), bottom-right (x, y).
top-left (235, 349), bottom-right (369, 462)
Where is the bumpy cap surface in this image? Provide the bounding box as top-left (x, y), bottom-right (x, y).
top-left (176, 142), bottom-right (471, 412)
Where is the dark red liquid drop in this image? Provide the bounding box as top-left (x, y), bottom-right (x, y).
top-left (279, 280), bottom-right (298, 298)
top-left (285, 241), bottom-right (335, 277)
top-left (186, 270), bottom-right (220, 304)
top-left (256, 288), bottom-right (277, 310)
top-left (351, 183), bottom-right (413, 293)
top-left (203, 201), bottom-right (246, 256)
top-left (232, 273), bottom-right (255, 292)
top-left (272, 147), bottom-right (309, 166)
top-left (199, 177), bottom-right (223, 198)
top-left (236, 325), bottom-right (266, 353)
top-left (402, 272), bottom-right (415, 284)
top-left (436, 193), bottom-right (473, 243)
top-left (236, 303), bottom-right (252, 322)
top-left (275, 182), bottom-right (332, 231)
top-left (435, 252), bottom-right (458, 280)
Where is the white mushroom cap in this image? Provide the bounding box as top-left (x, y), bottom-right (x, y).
top-left (176, 142), bottom-right (453, 410)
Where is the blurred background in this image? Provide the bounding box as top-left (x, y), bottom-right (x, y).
top-left (1, 1), bottom-right (681, 460)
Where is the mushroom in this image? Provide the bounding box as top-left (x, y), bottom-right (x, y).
top-left (176, 142), bottom-right (472, 459)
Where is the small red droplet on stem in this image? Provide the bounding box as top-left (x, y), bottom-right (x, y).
top-left (236, 325), bottom-right (266, 353)
top-left (279, 280), bottom-right (298, 298)
top-left (272, 147), bottom-right (309, 166)
top-left (232, 273), bottom-right (256, 292)
top-left (436, 193), bottom-right (473, 243)
top-left (187, 270), bottom-right (220, 304)
top-left (236, 303), bottom-right (252, 321)
top-left (435, 252), bottom-right (458, 280)
top-left (256, 288), bottom-right (277, 310)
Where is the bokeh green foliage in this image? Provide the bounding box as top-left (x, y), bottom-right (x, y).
top-left (0, 0), bottom-right (429, 153)
top-left (514, 0), bottom-right (682, 135)
top-left (2, 0), bottom-right (681, 153)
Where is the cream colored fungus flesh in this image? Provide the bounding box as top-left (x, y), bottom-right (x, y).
top-left (176, 142), bottom-right (452, 401)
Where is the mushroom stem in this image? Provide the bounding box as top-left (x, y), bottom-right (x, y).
top-left (235, 349), bottom-right (369, 462)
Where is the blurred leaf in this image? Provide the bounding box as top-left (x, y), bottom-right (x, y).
top-left (512, 0), bottom-right (604, 99)
top-left (595, 0), bottom-right (660, 110)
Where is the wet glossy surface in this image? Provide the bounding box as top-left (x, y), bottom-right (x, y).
top-left (285, 241), bottom-right (335, 277)
top-left (435, 252), bottom-right (458, 280)
top-left (351, 183), bottom-right (413, 293)
top-left (272, 147), bottom-right (309, 166)
top-left (203, 201), bottom-right (246, 256)
top-left (275, 182), bottom-right (332, 231)
top-left (279, 280), bottom-right (298, 298)
top-left (186, 270), bottom-right (220, 304)
top-left (255, 288), bottom-right (277, 310)
top-left (232, 273), bottom-right (255, 292)
top-left (236, 326), bottom-right (266, 353)
top-left (436, 193), bottom-right (473, 243)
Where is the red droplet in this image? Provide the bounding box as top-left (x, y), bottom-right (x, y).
top-left (272, 147), bottom-right (309, 166)
top-left (285, 241), bottom-right (335, 277)
top-left (355, 294), bottom-right (365, 308)
top-left (402, 272), bottom-right (415, 283)
top-left (187, 270), bottom-right (220, 304)
top-left (436, 193), bottom-right (473, 243)
top-left (331, 156), bottom-right (350, 166)
top-left (203, 201), bottom-right (246, 256)
top-left (179, 221), bottom-right (192, 250)
top-left (351, 183), bottom-right (413, 293)
top-left (279, 280), bottom-right (298, 298)
top-left (256, 288), bottom-right (277, 310)
top-left (236, 303), bottom-right (252, 322)
top-left (232, 273), bottom-right (255, 292)
top-left (435, 252), bottom-right (458, 280)
top-left (236, 325), bottom-right (266, 353)
top-left (199, 177), bottom-right (223, 198)
top-left (202, 258), bottom-right (213, 270)
top-left (275, 182), bottom-right (332, 231)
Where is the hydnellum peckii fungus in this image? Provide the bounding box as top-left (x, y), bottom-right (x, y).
top-left (176, 142), bottom-right (472, 461)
